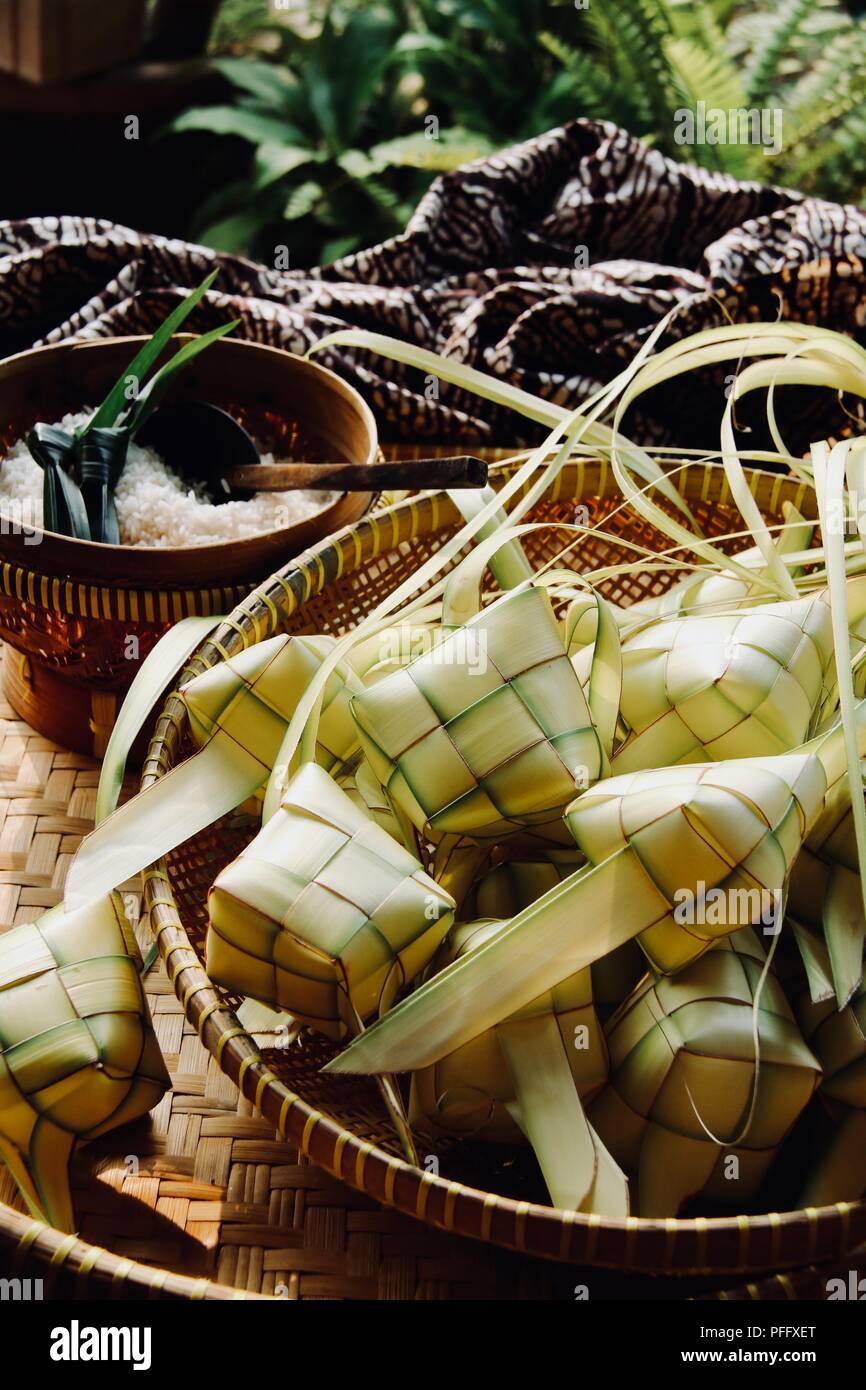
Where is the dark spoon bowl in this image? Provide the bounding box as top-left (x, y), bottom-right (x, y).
top-left (136, 400), bottom-right (263, 503)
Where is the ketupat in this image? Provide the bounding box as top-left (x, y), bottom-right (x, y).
top-left (207, 761), bottom-right (454, 1038)
top-left (350, 585), bottom-right (605, 841)
top-left (567, 586), bottom-right (842, 773)
top-left (64, 632), bottom-right (362, 910)
top-left (410, 917), bottom-right (627, 1215)
top-left (183, 633), bottom-right (360, 773)
top-left (325, 706), bottom-right (862, 1076)
top-left (0, 893), bottom-right (169, 1232)
top-left (610, 592), bottom-right (835, 771)
top-left (587, 930), bottom-right (821, 1216)
top-left (206, 759), bottom-right (455, 1165)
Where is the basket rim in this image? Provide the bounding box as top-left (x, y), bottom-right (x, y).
top-left (0, 1204), bottom-right (268, 1299)
top-left (142, 458), bottom-right (865, 1276)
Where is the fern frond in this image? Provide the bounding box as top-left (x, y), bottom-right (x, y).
top-left (664, 37), bottom-right (760, 180)
top-left (537, 31), bottom-right (624, 117)
top-left (784, 25), bottom-right (866, 116)
top-left (744, 0), bottom-right (817, 103)
top-left (784, 91), bottom-right (866, 181)
top-left (582, 0), bottom-right (680, 135)
top-left (660, 0), bottom-right (727, 52)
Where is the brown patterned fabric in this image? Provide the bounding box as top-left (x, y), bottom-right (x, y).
top-left (1, 119), bottom-right (865, 450)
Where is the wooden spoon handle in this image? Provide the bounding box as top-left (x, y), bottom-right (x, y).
top-left (227, 455), bottom-right (488, 493)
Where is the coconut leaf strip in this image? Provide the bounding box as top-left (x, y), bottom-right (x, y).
top-left (813, 439), bottom-right (866, 1006)
top-left (497, 1012), bottom-right (629, 1216)
top-left (448, 485), bottom-right (535, 596)
top-left (66, 739), bottom-right (266, 910)
top-left (323, 850), bottom-right (646, 1075)
top-left (95, 615), bottom-right (223, 826)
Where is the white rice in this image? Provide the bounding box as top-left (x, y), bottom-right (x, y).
top-left (0, 410), bottom-right (339, 547)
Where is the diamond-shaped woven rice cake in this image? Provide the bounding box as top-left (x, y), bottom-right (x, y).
top-left (351, 586), bottom-right (603, 840)
top-left (207, 762), bottom-right (455, 1039)
top-left (612, 594), bottom-right (834, 772)
top-left (0, 892), bottom-right (170, 1231)
top-left (182, 631), bottom-right (360, 774)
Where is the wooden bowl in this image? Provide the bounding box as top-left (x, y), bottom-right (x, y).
top-left (141, 460), bottom-right (866, 1277)
top-left (0, 336), bottom-right (378, 754)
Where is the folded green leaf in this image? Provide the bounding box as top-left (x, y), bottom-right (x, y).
top-left (27, 424), bottom-right (90, 540)
top-left (77, 426), bottom-right (128, 544)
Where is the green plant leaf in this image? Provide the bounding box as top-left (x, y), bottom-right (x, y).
top-left (302, 7), bottom-right (399, 149)
top-left (168, 105), bottom-right (303, 145)
top-left (210, 56), bottom-right (296, 106)
top-left (664, 36), bottom-right (758, 178)
top-left (283, 180), bottom-right (324, 221)
top-left (125, 321), bottom-right (242, 434)
top-left (743, 0), bottom-right (815, 104)
top-left (199, 210), bottom-right (272, 254)
top-left (84, 270), bottom-right (220, 434)
top-left (364, 126), bottom-right (496, 172)
top-left (252, 140), bottom-right (316, 192)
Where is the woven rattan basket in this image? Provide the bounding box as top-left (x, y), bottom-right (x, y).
top-left (141, 458), bottom-right (866, 1278)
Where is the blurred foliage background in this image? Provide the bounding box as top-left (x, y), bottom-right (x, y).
top-left (160, 0), bottom-right (866, 267)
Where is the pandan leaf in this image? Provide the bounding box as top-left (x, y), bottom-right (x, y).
top-left (83, 270), bottom-right (221, 434)
top-left (77, 426), bottom-right (128, 544)
top-left (27, 425), bottom-right (90, 540)
top-left (124, 320), bottom-right (241, 435)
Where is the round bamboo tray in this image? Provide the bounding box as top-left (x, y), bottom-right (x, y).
top-left (0, 336), bottom-right (377, 757)
top-left (141, 458), bottom-right (866, 1277)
